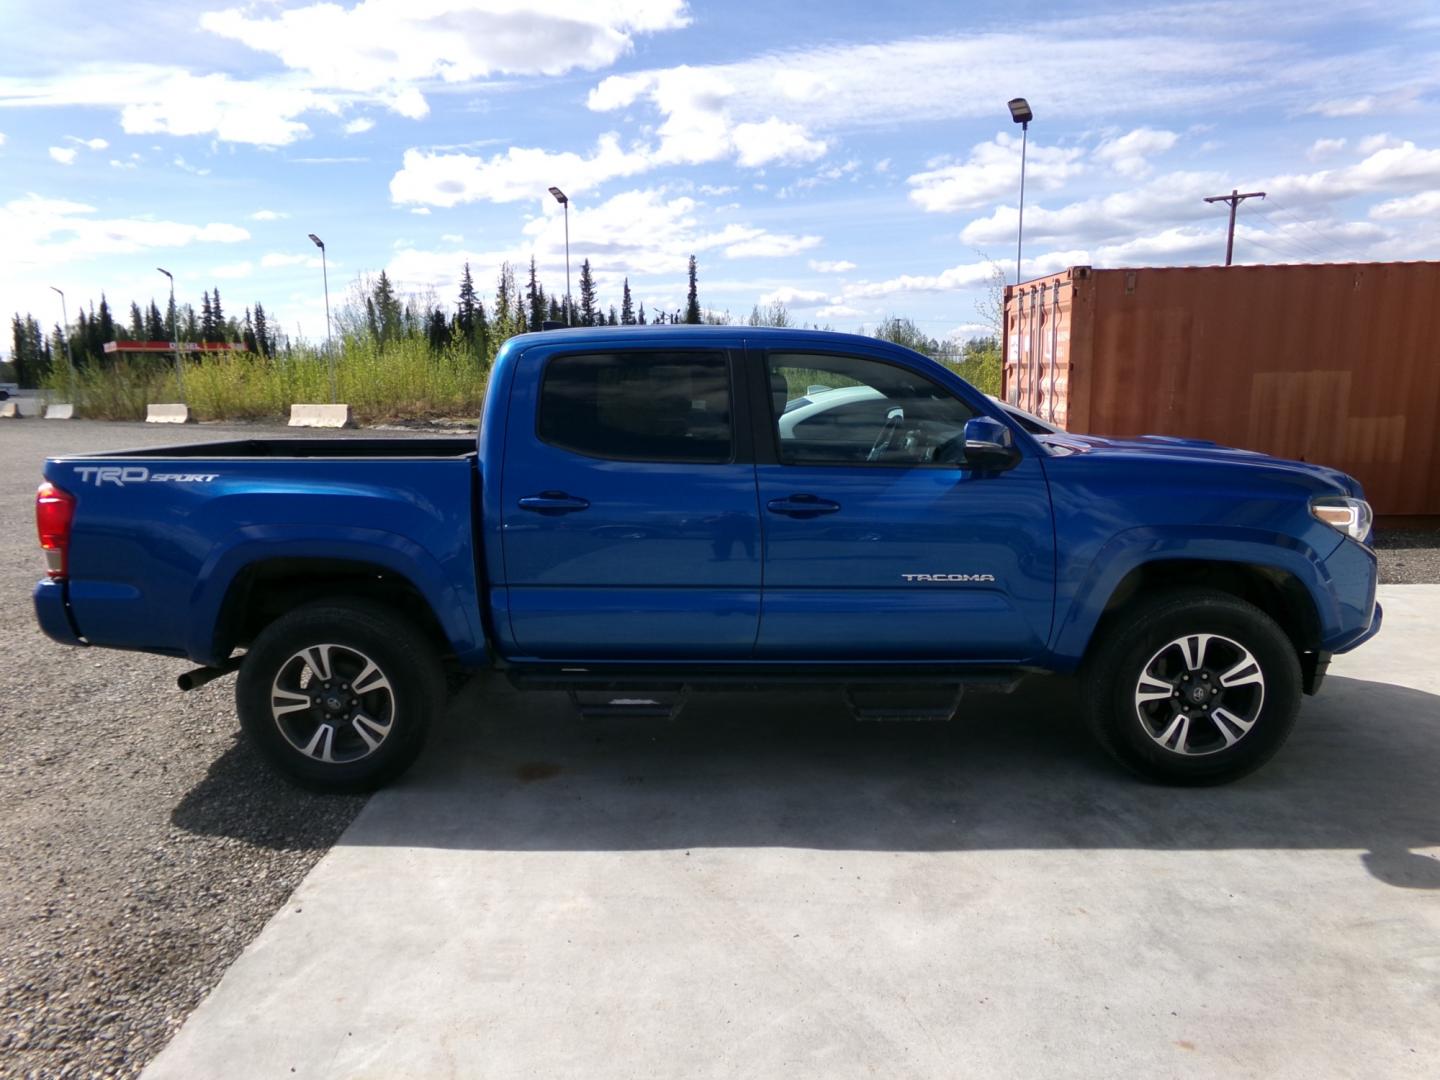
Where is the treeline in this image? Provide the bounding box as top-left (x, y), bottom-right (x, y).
top-left (9, 289), bottom-right (282, 388)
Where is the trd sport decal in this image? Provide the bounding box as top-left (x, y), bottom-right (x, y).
top-left (73, 466), bottom-right (218, 487)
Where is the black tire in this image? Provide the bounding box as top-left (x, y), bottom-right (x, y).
top-left (236, 599), bottom-right (445, 792)
top-left (1081, 589), bottom-right (1302, 785)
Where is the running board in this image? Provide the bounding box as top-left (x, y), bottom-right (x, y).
top-left (567, 688), bottom-right (690, 721)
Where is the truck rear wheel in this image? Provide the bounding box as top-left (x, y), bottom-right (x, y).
top-left (1081, 589), bottom-right (1302, 785)
top-left (236, 600), bottom-right (444, 792)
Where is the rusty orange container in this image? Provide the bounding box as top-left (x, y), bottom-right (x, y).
top-left (1002, 262), bottom-right (1440, 516)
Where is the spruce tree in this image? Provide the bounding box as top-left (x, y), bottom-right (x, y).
top-left (253, 303), bottom-right (271, 358)
top-left (527, 257), bottom-right (546, 332)
top-left (578, 259), bottom-right (597, 327)
top-left (147, 301), bottom-right (166, 340)
top-left (608, 305), bottom-right (618, 326)
top-left (638, 301), bottom-right (646, 325)
top-left (457, 262), bottom-right (479, 347)
top-left (621, 279), bottom-right (635, 325)
top-left (211, 289), bottom-right (226, 342)
top-left (242, 308), bottom-right (257, 354)
top-left (200, 291), bottom-right (215, 343)
top-left (684, 255), bottom-right (701, 324)
top-left (128, 302), bottom-right (144, 341)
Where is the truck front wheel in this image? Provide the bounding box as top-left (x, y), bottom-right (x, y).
top-left (1081, 589), bottom-right (1302, 785)
top-left (236, 600), bottom-right (444, 792)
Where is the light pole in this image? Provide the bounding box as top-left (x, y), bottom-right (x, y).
top-left (156, 267), bottom-right (186, 402)
top-left (548, 186), bottom-right (571, 325)
top-left (1008, 97), bottom-right (1033, 284)
top-left (47, 286), bottom-right (75, 388)
top-left (308, 233), bottom-right (336, 401)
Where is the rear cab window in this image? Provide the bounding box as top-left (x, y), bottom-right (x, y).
top-left (538, 350), bottom-right (733, 463)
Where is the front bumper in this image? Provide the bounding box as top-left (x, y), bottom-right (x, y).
top-left (33, 579), bottom-right (84, 647)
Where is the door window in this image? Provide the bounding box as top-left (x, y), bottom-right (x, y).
top-left (539, 350), bottom-right (733, 463)
top-left (769, 353), bottom-right (975, 465)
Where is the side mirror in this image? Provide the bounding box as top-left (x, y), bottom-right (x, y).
top-left (963, 416), bottom-right (1021, 471)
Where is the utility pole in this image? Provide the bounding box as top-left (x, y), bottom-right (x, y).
top-left (1203, 189), bottom-right (1266, 266)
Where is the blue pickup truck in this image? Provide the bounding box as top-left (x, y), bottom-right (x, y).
top-left (33, 327), bottom-right (1380, 789)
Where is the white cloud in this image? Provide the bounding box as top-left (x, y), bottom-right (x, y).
top-left (108, 158), bottom-right (137, 169)
top-left (1356, 133), bottom-right (1402, 155)
top-left (250, 209), bottom-right (288, 221)
top-left (759, 287), bottom-right (829, 308)
top-left (1093, 127), bottom-right (1178, 177)
top-left (200, 1), bottom-right (690, 93)
top-left (0, 131), bottom-right (6, 147)
top-left (65, 135), bottom-right (109, 150)
top-left (48, 146), bottom-right (77, 165)
top-left (388, 188), bottom-right (828, 299)
top-left (440, 233), bottom-right (464, 244)
top-left (722, 232), bottom-right (821, 259)
top-left (0, 193), bottom-right (249, 267)
top-left (731, 118), bottom-right (828, 167)
top-left (697, 184), bottom-right (736, 196)
top-left (409, 207), bottom-right (430, 215)
top-left (260, 252), bottom-right (322, 269)
top-left (844, 261), bottom-right (998, 300)
top-left (389, 133), bottom-right (650, 207)
top-left (873, 158), bottom-right (891, 174)
top-left (344, 117), bottom-right (375, 135)
top-left (816, 304), bottom-right (863, 319)
top-left (1308, 137), bottom-right (1347, 161)
top-left (1264, 140), bottom-right (1440, 206)
top-left (1311, 95), bottom-right (1377, 117)
top-left (211, 260), bottom-right (255, 279)
top-left (173, 155), bottom-right (212, 176)
top-left (1369, 191), bottom-right (1440, 219)
top-left (907, 133), bottom-right (1084, 212)
top-left (809, 259), bottom-right (857, 273)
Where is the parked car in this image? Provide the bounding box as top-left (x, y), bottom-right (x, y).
top-left (0, 382), bottom-right (17, 401)
top-left (33, 327), bottom-right (1380, 790)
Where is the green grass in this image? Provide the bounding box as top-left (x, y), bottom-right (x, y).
top-left (42, 337), bottom-right (491, 422)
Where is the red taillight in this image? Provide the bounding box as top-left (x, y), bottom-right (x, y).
top-left (36, 481), bottom-right (76, 579)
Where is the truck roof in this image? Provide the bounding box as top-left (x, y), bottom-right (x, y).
top-left (505, 324), bottom-right (915, 352)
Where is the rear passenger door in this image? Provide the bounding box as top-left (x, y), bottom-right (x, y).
top-left (500, 344), bottom-right (761, 659)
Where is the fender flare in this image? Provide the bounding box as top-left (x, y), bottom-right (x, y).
top-left (186, 525), bottom-right (486, 666)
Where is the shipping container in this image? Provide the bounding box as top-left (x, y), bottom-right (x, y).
top-left (1002, 262), bottom-right (1440, 517)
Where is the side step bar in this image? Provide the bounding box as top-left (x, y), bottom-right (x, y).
top-left (507, 668), bottom-right (1026, 723)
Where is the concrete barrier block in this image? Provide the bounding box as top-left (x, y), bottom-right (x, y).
top-left (44, 403), bottom-right (75, 420)
top-left (146, 403), bottom-right (195, 424)
top-left (289, 403), bottom-right (353, 429)
top-left (0, 402), bottom-right (18, 419)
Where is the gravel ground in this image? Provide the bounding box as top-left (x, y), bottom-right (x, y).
top-left (0, 417), bottom-right (1435, 1078)
top-left (1375, 525), bottom-right (1440, 583)
top-left (0, 421), bottom-right (445, 1080)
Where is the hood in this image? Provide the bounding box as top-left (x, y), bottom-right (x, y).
top-left (1039, 432), bottom-right (1361, 497)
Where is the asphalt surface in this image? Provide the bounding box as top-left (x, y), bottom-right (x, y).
top-left (0, 417), bottom-right (1435, 1079)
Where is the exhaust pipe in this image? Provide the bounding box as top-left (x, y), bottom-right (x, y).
top-left (177, 655), bottom-right (242, 692)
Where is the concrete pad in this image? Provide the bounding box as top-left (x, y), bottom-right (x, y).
top-left (145, 403), bottom-right (195, 424)
top-left (146, 586), bottom-right (1440, 1080)
top-left (288, 403), bottom-right (353, 429)
top-left (43, 403), bottom-right (75, 420)
top-left (0, 401), bottom-right (18, 419)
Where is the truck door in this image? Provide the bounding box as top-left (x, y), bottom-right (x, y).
top-left (500, 344), bottom-right (761, 659)
top-left (753, 347), bottom-right (1055, 661)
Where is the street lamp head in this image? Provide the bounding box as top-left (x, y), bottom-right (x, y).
top-left (308, 233), bottom-right (324, 249)
top-left (157, 267), bottom-right (173, 280)
top-left (1007, 97), bottom-right (1033, 125)
top-left (548, 186), bottom-right (568, 205)
top-left (49, 285), bottom-right (64, 297)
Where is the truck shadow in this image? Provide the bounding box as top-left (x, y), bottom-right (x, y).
top-left (172, 674), bottom-right (1440, 888)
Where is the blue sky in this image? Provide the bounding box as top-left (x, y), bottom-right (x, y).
top-left (3, 0), bottom-right (1440, 350)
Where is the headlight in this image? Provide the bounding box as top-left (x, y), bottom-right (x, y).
top-left (1311, 496), bottom-right (1373, 542)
